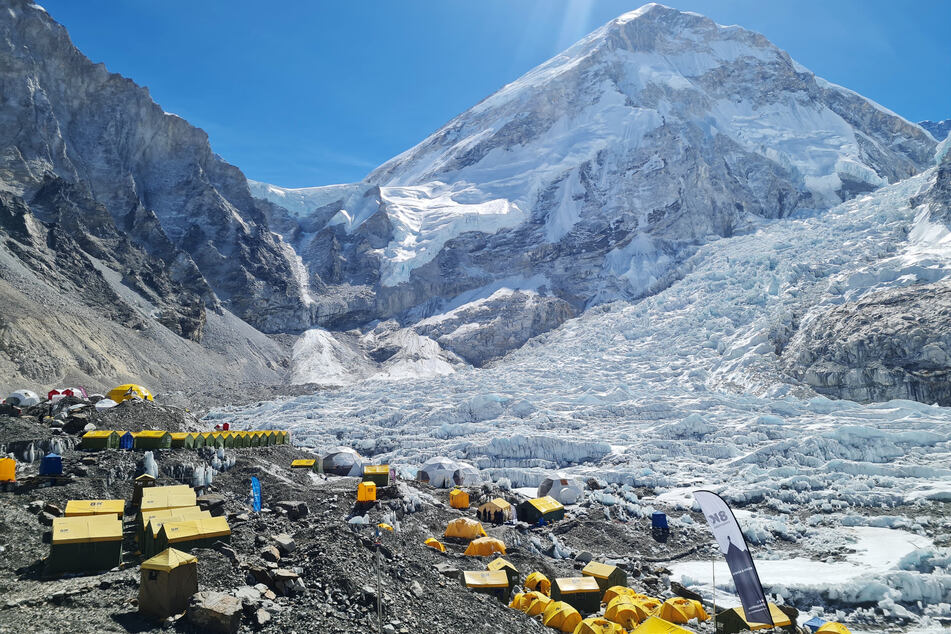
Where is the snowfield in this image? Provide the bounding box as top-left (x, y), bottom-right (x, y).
top-left (216, 152), bottom-right (951, 630)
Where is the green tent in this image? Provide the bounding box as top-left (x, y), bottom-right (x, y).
top-left (134, 431), bottom-right (172, 450)
top-left (81, 430), bottom-right (120, 450)
top-left (139, 548), bottom-right (199, 620)
top-left (517, 496), bottom-right (566, 524)
top-left (169, 433), bottom-right (194, 449)
top-left (48, 515), bottom-right (123, 573)
top-left (154, 516), bottom-right (231, 554)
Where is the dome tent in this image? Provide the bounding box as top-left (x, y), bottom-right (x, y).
top-left (452, 462), bottom-right (482, 486)
top-left (321, 447), bottom-right (364, 476)
top-left (107, 384), bottom-right (153, 403)
top-left (537, 472), bottom-right (584, 505)
top-left (6, 390), bottom-right (40, 407)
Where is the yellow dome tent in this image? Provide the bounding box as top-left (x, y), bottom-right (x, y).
top-left (525, 571), bottom-right (551, 596)
top-left (424, 537), bottom-right (446, 553)
top-left (605, 595), bottom-right (649, 629)
top-left (464, 536), bottom-right (506, 557)
top-left (630, 617), bottom-right (695, 633)
top-left (107, 383), bottom-right (153, 402)
top-left (0, 457), bottom-right (16, 482)
top-left (573, 617), bottom-right (626, 634)
top-left (444, 517), bottom-right (486, 540)
top-left (449, 488), bottom-right (470, 509)
top-left (542, 601), bottom-right (583, 633)
top-left (377, 522), bottom-right (394, 531)
top-left (513, 590), bottom-right (552, 616)
top-left (657, 597), bottom-right (709, 624)
top-left (603, 585), bottom-right (649, 605)
top-left (816, 624), bottom-right (852, 634)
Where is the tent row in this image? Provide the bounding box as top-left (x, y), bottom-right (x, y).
top-left (81, 429), bottom-right (290, 450)
top-left (48, 484), bottom-right (231, 574)
top-left (4, 383), bottom-right (155, 409)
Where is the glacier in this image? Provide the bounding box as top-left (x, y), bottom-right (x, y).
top-left (219, 156), bottom-right (951, 631)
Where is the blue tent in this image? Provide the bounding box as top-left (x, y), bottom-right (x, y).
top-left (119, 432), bottom-right (134, 450)
top-left (651, 511), bottom-right (669, 530)
top-left (804, 617), bottom-right (827, 632)
top-left (39, 453), bottom-right (62, 476)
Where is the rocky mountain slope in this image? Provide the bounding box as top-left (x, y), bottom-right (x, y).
top-left (921, 119), bottom-right (951, 141)
top-left (253, 3), bottom-right (935, 371)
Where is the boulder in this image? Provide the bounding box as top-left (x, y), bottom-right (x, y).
top-left (197, 494), bottom-right (226, 516)
top-left (274, 500), bottom-right (308, 520)
top-left (261, 546), bottom-right (280, 563)
top-left (271, 533), bottom-right (296, 555)
top-left (272, 568), bottom-right (304, 596)
top-left (187, 591), bottom-right (243, 634)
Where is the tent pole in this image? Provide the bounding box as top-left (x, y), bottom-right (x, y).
top-left (712, 549), bottom-right (717, 633)
top-left (376, 539), bottom-right (383, 634)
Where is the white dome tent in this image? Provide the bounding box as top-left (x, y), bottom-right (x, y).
top-left (94, 398), bottom-right (119, 411)
top-left (417, 456), bottom-right (482, 488)
top-left (321, 447), bottom-right (364, 476)
top-left (452, 462), bottom-right (482, 487)
top-left (537, 472), bottom-right (584, 505)
top-left (6, 390), bottom-right (40, 407)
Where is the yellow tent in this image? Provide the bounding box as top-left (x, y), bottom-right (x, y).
top-left (291, 459), bottom-right (316, 469)
top-left (449, 488), bottom-right (470, 509)
top-left (574, 617), bottom-right (626, 634)
top-left (424, 537), bottom-right (446, 553)
top-left (657, 597), bottom-right (709, 624)
top-left (464, 536), bottom-right (506, 557)
top-left (603, 586), bottom-right (649, 605)
top-left (525, 592), bottom-right (553, 616)
top-left (509, 591), bottom-right (526, 609)
top-left (605, 595), bottom-right (649, 629)
top-left (621, 598), bottom-right (663, 623)
top-left (139, 548), bottom-right (198, 619)
top-left (477, 497), bottom-right (512, 522)
top-left (630, 617), bottom-right (695, 633)
top-left (542, 601), bottom-right (583, 633)
top-left (378, 523), bottom-right (394, 532)
top-left (0, 457), bottom-right (16, 482)
top-left (357, 481), bottom-right (376, 503)
top-left (156, 516), bottom-right (231, 553)
top-left (525, 571), bottom-right (551, 596)
top-left (444, 517), bottom-right (486, 540)
top-left (142, 508), bottom-right (212, 557)
top-left (65, 499), bottom-right (124, 520)
top-left (816, 624), bottom-right (852, 634)
top-left (139, 485), bottom-right (197, 515)
top-left (107, 383), bottom-right (153, 402)
top-left (48, 514), bottom-right (123, 572)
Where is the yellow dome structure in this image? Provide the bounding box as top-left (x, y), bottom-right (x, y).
top-left (542, 601), bottom-right (583, 633)
top-left (525, 571), bottom-right (552, 596)
top-left (630, 616), bottom-right (696, 633)
top-left (107, 383), bottom-right (153, 402)
top-left (463, 536), bottom-right (506, 557)
top-left (522, 591), bottom-right (553, 616)
top-left (444, 517), bottom-right (486, 540)
top-left (816, 624), bottom-right (852, 634)
top-left (424, 537), bottom-right (446, 553)
top-left (603, 585), bottom-right (650, 605)
top-left (657, 597), bottom-right (709, 624)
top-left (605, 595), bottom-right (650, 629)
top-left (572, 617), bottom-right (626, 634)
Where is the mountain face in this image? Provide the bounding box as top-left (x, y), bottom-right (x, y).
top-left (0, 1), bottom-right (312, 335)
top-left (920, 119), bottom-right (951, 141)
top-left (0, 2), bottom-right (944, 399)
top-left (254, 3), bottom-right (936, 367)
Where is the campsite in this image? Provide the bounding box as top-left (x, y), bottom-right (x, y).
top-left (0, 384), bottom-right (866, 634)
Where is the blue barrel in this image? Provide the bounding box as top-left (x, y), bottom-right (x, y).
top-left (39, 453), bottom-right (62, 476)
top-left (651, 511), bottom-right (668, 531)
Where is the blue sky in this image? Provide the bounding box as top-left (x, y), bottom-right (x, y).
top-left (40, 0), bottom-right (951, 188)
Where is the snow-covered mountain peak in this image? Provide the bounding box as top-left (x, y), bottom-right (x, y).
top-left (252, 4), bottom-right (936, 364)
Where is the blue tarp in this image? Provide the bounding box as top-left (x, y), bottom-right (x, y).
top-left (39, 453), bottom-right (62, 476)
top-left (804, 617), bottom-right (827, 632)
top-left (119, 432), bottom-right (134, 450)
top-left (651, 511), bottom-right (669, 530)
